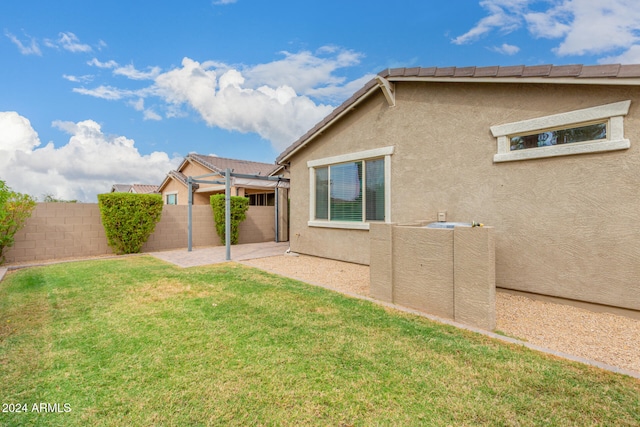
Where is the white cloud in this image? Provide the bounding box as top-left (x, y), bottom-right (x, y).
top-left (212, 0), bottom-right (237, 4)
top-left (154, 57), bottom-right (335, 150)
top-left (143, 110), bottom-right (162, 121)
top-left (63, 74), bottom-right (94, 83)
top-left (4, 30), bottom-right (42, 56)
top-left (456, 0), bottom-right (640, 61)
top-left (599, 45), bottom-right (640, 64)
top-left (88, 58), bottom-right (119, 69)
top-left (72, 85), bottom-right (138, 100)
top-left (9, 30), bottom-right (95, 55)
top-left (452, 0), bottom-right (530, 45)
top-left (0, 112), bottom-right (41, 152)
top-left (551, 0), bottom-right (640, 56)
top-left (75, 47), bottom-right (370, 151)
top-left (55, 32), bottom-right (92, 53)
top-left (0, 113), bottom-right (180, 202)
top-left (245, 48), bottom-right (365, 100)
top-left (113, 64), bottom-right (162, 80)
top-left (490, 43), bottom-right (521, 55)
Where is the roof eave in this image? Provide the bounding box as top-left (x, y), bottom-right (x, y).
top-left (277, 82), bottom-right (381, 164)
top-left (157, 171), bottom-right (189, 193)
top-left (186, 154), bottom-right (222, 174)
top-left (388, 76), bottom-right (640, 86)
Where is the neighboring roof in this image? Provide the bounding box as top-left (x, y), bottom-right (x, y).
top-left (157, 154), bottom-right (280, 193)
top-left (277, 63), bottom-right (640, 163)
top-left (129, 184), bottom-right (160, 194)
top-left (111, 184), bottom-right (132, 193)
top-left (187, 153), bottom-right (278, 176)
top-left (158, 170), bottom-right (192, 193)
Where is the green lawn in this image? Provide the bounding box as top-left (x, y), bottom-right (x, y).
top-left (0, 257), bottom-right (638, 426)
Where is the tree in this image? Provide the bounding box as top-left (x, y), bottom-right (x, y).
top-left (0, 180), bottom-right (36, 264)
top-left (41, 193), bottom-right (78, 203)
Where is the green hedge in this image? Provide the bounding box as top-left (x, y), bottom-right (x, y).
top-left (97, 193), bottom-right (163, 254)
top-left (210, 194), bottom-right (249, 245)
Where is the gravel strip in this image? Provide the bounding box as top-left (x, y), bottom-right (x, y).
top-left (244, 254), bottom-right (640, 374)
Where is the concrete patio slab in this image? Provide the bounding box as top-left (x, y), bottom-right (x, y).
top-left (148, 241), bottom-right (290, 268)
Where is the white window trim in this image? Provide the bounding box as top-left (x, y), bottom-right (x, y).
top-left (308, 146), bottom-right (394, 230)
top-left (491, 100), bottom-right (631, 163)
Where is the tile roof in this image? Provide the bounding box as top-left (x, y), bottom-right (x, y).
top-left (379, 64), bottom-right (640, 80)
top-left (111, 184), bottom-right (132, 193)
top-left (130, 184), bottom-right (160, 194)
top-left (276, 63), bottom-right (640, 163)
top-left (157, 170), bottom-right (194, 193)
top-left (168, 170), bottom-right (188, 185)
top-left (188, 154), bottom-right (278, 176)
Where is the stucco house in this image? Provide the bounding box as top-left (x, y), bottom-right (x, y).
top-left (277, 64), bottom-right (640, 316)
top-left (159, 153), bottom-right (290, 242)
top-left (158, 153), bottom-right (285, 205)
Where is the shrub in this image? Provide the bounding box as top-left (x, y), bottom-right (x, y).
top-left (210, 194), bottom-right (249, 245)
top-left (41, 193), bottom-right (77, 203)
top-left (0, 180), bottom-right (36, 264)
top-left (97, 193), bottom-right (163, 255)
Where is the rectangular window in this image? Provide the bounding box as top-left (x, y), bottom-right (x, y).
top-left (166, 193), bottom-right (177, 205)
top-left (491, 101), bottom-right (630, 163)
top-left (308, 146), bottom-right (394, 230)
top-left (248, 193), bottom-right (275, 206)
top-left (510, 122), bottom-right (607, 151)
top-left (314, 159), bottom-right (384, 222)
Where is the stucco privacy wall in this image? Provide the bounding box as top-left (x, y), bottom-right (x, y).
top-left (370, 223), bottom-right (495, 330)
top-left (4, 203), bottom-right (276, 264)
top-left (286, 82), bottom-right (640, 312)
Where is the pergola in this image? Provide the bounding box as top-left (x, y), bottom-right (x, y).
top-left (186, 169), bottom-right (289, 260)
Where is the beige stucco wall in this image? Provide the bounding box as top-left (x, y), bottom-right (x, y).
top-left (286, 81), bottom-right (640, 311)
top-left (161, 178), bottom-right (187, 204)
top-left (4, 203), bottom-right (276, 264)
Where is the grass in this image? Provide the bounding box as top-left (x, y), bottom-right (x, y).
top-left (0, 257), bottom-right (638, 426)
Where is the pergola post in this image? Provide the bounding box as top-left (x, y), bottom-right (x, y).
top-left (225, 168), bottom-right (231, 261)
top-left (188, 176), bottom-right (193, 252)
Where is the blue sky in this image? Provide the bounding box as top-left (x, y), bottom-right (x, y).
top-left (2, 0), bottom-right (640, 201)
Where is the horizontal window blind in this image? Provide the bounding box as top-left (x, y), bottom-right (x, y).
top-left (330, 162), bottom-right (362, 222)
top-left (315, 167), bottom-right (329, 220)
top-left (365, 159), bottom-right (385, 221)
top-left (313, 157), bottom-right (386, 223)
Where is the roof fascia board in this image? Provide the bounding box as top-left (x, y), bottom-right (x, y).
top-left (388, 76), bottom-right (640, 86)
top-left (175, 157), bottom-right (191, 173)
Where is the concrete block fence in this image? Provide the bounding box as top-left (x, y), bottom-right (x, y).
top-left (4, 203), bottom-right (276, 264)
